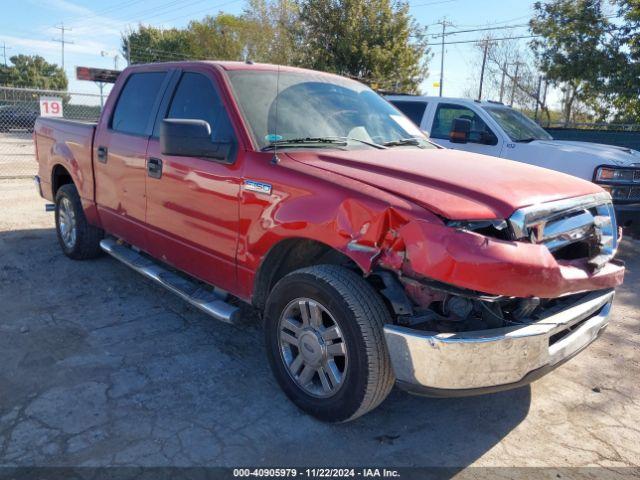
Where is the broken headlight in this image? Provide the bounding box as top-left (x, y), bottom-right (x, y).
top-left (446, 219), bottom-right (511, 240)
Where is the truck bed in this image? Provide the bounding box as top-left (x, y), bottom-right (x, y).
top-left (34, 117), bottom-right (96, 203)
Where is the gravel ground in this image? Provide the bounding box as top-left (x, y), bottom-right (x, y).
top-left (0, 178), bottom-right (639, 474)
top-left (0, 133), bottom-right (36, 179)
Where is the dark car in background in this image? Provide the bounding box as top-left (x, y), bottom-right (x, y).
top-left (0, 104), bottom-right (39, 132)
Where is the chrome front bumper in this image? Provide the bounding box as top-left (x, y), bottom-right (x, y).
top-left (384, 289), bottom-right (614, 397)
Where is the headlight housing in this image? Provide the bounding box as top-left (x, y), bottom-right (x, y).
top-left (446, 219), bottom-right (511, 240)
top-left (594, 166), bottom-right (640, 201)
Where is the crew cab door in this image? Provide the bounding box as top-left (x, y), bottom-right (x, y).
top-left (93, 69), bottom-right (171, 250)
top-left (144, 68), bottom-right (242, 293)
top-left (426, 102), bottom-right (504, 156)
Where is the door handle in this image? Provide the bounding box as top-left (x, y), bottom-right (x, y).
top-left (97, 146), bottom-right (108, 164)
top-left (147, 157), bottom-right (163, 179)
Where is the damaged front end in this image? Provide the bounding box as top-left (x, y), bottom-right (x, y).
top-left (383, 288), bottom-right (614, 396)
top-left (342, 192), bottom-right (625, 396)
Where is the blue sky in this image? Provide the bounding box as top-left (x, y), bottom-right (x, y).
top-left (2, 0), bottom-right (539, 101)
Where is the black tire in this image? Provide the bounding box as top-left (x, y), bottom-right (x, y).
top-left (55, 183), bottom-right (104, 260)
top-left (264, 265), bottom-right (394, 422)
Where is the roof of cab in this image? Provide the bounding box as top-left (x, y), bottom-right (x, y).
top-left (126, 60), bottom-right (344, 78)
top-left (385, 94), bottom-right (508, 108)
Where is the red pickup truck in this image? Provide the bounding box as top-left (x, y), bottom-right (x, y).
top-left (34, 61), bottom-right (625, 422)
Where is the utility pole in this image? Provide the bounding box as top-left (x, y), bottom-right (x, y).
top-left (477, 39), bottom-right (491, 101)
top-left (1, 42), bottom-right (11, 67)
top-left (53, 22), bottom-right (74, 71)
top-left (437, 19), bottom-right (452, 97)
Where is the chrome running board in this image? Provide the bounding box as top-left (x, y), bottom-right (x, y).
top-left (100, 238), bottom-right (240, 324)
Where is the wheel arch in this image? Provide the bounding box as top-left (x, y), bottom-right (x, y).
top-left (252, 237), bottom-right (361, 310)
top-left (51, 163), bottom-right (74, 198)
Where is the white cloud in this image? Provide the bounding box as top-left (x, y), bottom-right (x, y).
top-left (0, 34), bottom-right (110, 57)
top-left (41, 0), bottom-right (94, 16)
top-left (29, 0), bottom-right (132, 39)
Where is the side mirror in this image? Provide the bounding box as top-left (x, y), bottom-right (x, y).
top-left (160, 119), bottom-right (234, 162)
top-left (449, 117), bottom-right (471, 144)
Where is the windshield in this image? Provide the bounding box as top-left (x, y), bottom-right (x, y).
top-left (227, 70), bottom-right (433, 150)
top-left (483, 106), bottom-right (553, 142)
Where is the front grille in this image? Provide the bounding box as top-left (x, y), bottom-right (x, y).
top-left (509, 193), bottom-right (617, 268)
top-left (629, 187), bottom-right (640, 201)
top-left (634, 170), bottom-right (640, 182)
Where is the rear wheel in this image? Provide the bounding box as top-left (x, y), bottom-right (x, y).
top-left (55, 183), bottom-right (103, 260)
top-left (264, 265), bottom-right (394, 422)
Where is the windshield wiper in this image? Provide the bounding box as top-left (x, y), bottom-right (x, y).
top-left (515, 137), bottom-right (537, 143)
top-left (261, 136), bottom-right (386, 151)
top-left (382, 138), bottom-right (424, 148)
top-left (261, 137), bottom-right (347, 151)
top-left (330, 136), bottom-right (387, 149)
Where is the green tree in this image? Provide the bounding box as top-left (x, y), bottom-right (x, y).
top-left (120, 0), bottom-right (429, 93)
top-left (188, 14), bottom-right (251, 61)
top-left (122, 1), bottom-right (302, 66)
top-left (606, 0), bottom-right (640, 122)
top-left (0, 55), bottom-right (67, 90)
top-left (122, 25), bottom-right (196, 64)
top-left (530, 0), bottom-right (611, 124)
top-left (297, 0), bottom-right (429, 93)
top-left (242, 0), bottom-right (303, 65)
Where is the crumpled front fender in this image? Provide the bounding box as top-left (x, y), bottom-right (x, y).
top-left (388, 219), bottom-right (625, 298)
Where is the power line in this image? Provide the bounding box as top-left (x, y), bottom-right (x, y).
top-left (442, 34), bottom-right (539, 46)
top-left (138, 0), bottom-right (244, 25)
top-left (431, 23), bottom-right (530, 38)
top-left (410, 0), bottom-right (458, 8)
top-left (454, 15), bottom-right (532, 29)
top-left (62, 0), bottom-right (149, 23)
top-left (441, 24), bottom-right (629, 46)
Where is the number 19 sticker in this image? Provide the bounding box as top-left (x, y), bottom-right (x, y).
top-left (39, 97), bottom-right (63, 117)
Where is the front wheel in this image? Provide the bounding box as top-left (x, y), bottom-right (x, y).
top-left (55, 183), bottom-right (103, 260)
top-left (264, 265), bottom-right (394, 422)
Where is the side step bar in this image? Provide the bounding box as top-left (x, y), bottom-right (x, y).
top-left (100, 238), bottom-right (241, 324)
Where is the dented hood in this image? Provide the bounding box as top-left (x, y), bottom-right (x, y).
top-left (285, 148), bottom-right (603, 220)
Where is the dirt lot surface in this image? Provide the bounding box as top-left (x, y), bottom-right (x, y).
top-left (1, 179), bottom-right (639, 474)
top-left (0, 133), bottom-right (36, 179)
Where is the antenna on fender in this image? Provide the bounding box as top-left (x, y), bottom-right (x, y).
top-left (272, 63), bottom-right (280, 165)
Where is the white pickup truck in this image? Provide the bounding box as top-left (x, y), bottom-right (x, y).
top-left (387, 95), bottom-right (640, 232)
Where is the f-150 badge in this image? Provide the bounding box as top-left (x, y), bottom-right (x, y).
top-left (244, 180), bottom-right (272, 195)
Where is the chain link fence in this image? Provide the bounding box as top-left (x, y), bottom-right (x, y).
top-left (0, 87), bottom-right (103, 179)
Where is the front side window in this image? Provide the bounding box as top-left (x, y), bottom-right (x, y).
top-left (227, 70), bottom-right (433, 151)
top-left (111, 72), bottom-right (166, 136)
top-left (432, 103), bottom-right (497, 145)
top-left (483, 106), bottom-right (553, 142)
top-left (164, 72), bottom-right (235, 144)
top-left (390, 100), bottom-right (427, 127)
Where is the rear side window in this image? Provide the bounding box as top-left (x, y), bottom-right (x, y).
top-left (164, 72), bottom-right (235, 143)
top-left (391, 100), bottom-right (427, 127)
top-left (111, 72), bottom-right (166, 136)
